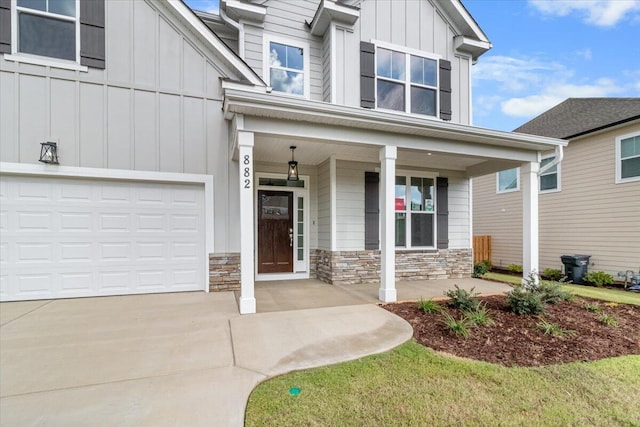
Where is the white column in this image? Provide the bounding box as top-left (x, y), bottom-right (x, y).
top-left (379, 145), bottom-right (397, 302)
top-left (522, 161), bottom-right (540, 284)
top-left (238, 131), bottom-right (256, 314)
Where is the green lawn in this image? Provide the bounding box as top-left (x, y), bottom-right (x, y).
top-left (245, 342), bottom-right (640, 426)
top-left (481, 272), bottom-right (640, 306)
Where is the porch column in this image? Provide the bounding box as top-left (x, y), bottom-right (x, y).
top-left (522, 161), bottom-right (540, 284)
top-left (238, 131), bottom-right (256, 314)
top-left (379, 145), bottom-right (397, 302)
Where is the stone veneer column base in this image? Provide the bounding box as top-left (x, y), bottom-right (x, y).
top-left (313, 248), bottom-right (473, 285)
top-left (209, 253), bottom-right (241, 291)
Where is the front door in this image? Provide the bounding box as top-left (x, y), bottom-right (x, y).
top-left (258, 190), bottom-right (294, 273)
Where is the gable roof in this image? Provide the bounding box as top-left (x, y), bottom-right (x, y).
top-left (514, 98), bottom-right (640, 139)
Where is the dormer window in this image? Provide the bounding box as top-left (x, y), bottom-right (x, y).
top-left (264, 35), bottom-right (310, 98)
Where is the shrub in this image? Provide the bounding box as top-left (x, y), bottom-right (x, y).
top-left (417, 298), bottom-right (441, 314)
top-left (472, 261), bottom-right (490, 278)
top-left (536, 319), bottom-right (576, 338)
top-left (464, 303), bottom-right (494, 327)
top-left (536, 281), bottom-right (574, 304)
top-left (598, 313), bottom-right (618, 327)
top-left (442, 312), bottom-right (471, 338)
top-left (542, 268), bottom-right (563, 281)
top-left (583, 271), bottom-right (614, 287)
top-left (444, 285), bottom-right (480, 312)
top-left (506, 286), bottom-right (545, 315)
top-left (507, 264), bottom-right (523, 274)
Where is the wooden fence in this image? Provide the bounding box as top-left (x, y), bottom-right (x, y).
top-left (473, 235), bottom-right (492, 265)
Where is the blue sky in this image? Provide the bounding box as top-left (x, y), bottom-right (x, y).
top-left (186, 0), bottom-right (640, 131)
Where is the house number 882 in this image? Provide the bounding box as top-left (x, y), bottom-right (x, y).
top-left (243, 155), bottom-right (251, 189)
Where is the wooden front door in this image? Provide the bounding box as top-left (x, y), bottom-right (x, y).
top-left (258, 190), bottom-right (294, 273)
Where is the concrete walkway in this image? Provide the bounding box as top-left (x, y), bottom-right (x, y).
top-left (0, 292), bottom-right (412, 426)
top-left (0, 278), bottom-right (511, 425)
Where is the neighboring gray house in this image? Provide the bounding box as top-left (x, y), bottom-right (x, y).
top-left (0, 0), bottom-right (564, 313)
top-left (474, 98), bottom-right (640, 277)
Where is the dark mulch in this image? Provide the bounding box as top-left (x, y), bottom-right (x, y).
top-left (383, 295), bottom-right (640, 367)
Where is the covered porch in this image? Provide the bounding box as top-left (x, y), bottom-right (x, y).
top-left (223, 88), bottom-right (566, 314)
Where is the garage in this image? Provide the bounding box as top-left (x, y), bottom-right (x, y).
top-left (0, 172), bottom-right (209, 302)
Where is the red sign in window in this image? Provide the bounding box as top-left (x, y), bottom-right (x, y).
top-left (395, 198), bottom-right (405, 211)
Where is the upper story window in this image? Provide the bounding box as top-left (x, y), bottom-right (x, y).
top-left (616, 132), bottom-right (640, 183)
top-left (376, 46), bottom-right (438, 117)
top-left (264, 35), bottom-right (310, 98)
top-left (15, 0), bottom-right (78, 62)
top-left (395, 173), bottom-right (437, 248)
top-left (539, 155), bottom-right (560, 192)
top-left (497, 168), bottom-right (519, 193)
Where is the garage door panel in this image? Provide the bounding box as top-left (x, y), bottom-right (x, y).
top-left (1, 175), bottom-right (206, 301)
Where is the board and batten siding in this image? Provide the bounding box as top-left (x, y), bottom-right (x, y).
top-left (473, 123), bottom-right (640, 276)
top-left (331, 0), bottom-right (471, 124)
top-left (0, 0), bottom-right (241, 253)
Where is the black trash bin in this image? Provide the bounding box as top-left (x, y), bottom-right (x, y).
top-left (560, 255), bottom-right (591, 284)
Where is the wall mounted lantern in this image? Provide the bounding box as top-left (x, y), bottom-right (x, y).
top-left (39, 141), bottom-right (59, 164)
top-left (287, 145), bottom-right (299, 181)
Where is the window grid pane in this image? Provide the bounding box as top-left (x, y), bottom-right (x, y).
top-left (498, 168), bottom-right (518, 192)
top-left (297, 197), bottom-right (304, 261)
top-left (377, 80), bottom-right (405, 111)
top-left (621, 136), bottom-right (640, 159)
top-left (621, 157), bottom-right (640, 179)
top-left (19, 12), bottom-right (76, 60)
top-left (411, 213), bottom-right (434, 247)
top-left (395, 213), bottom-right (406, 247)
top-left (410, 86), bottom-right (436, 116)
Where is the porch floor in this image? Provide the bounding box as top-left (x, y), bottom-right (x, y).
top-left (249, 278), bottom-right (513, 313)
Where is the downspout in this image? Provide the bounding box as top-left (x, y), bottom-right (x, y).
top-left (219, 4), bottom-right (245, 59)
top-left (538, 145), bottom-right (563, 175)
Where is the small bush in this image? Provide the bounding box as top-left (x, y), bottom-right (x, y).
top-left (582, 271), bottom-right (614, 287)
top-left (584, 303), bottom-right (602, 313)
top-left (472, 261), bottom-right (490, 278)
top-left (536, 319), bottom-right (576, 338)
top-left (444, 285), bottom-right (480, 312)
top-left (542, 268), bottom-right (563, 281)
top-left (507, 264), bottom-right (523, 274)
top-left (506, 286), bottom-right (545, 315)
top-left (598, 313), bottom-right (619, 327)
top-left (464, 303), bottom-right (494, 327)
top-left (417, 298), bottom-right (441, 314)
top-left (536, 281), bottom-right (574, 304)
top-left (442, 312), bottom-right (471, 338)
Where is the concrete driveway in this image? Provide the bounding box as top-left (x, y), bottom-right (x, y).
top-left (0, 291), bottom-right (412, 426)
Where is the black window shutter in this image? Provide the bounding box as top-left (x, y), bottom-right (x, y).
top-left (0, 0), bottom-right (10, 54)
top-left (80, 0), bottom-right (105, 69)
top-left (436, 177), bottom-right (449, 249)
top-left (360, 41), bottom-right (375, 109)
top-left (364, 172), bottom-right (380, 249)
top-left (439, 59), bottom-right (452, 121)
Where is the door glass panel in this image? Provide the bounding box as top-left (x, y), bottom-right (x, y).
top-left (258, 177), bottom-right (305, 188)
top-left (297, 196), bottom-right (304, 261)
top-left (261, 195), bottom-right (289, 220)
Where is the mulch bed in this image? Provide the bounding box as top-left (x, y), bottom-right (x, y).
top-left (383, 295), bottom-right (640, 367)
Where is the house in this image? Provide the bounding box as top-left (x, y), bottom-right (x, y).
top-left (473, 98), bottom-right (640, 278)
top-left (0, 0), bottom-right (565, 314)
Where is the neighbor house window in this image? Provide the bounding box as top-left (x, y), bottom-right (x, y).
top-left (14, 0), bottom-right (78, 62)
top-left (539, 155), bottom-right (560, 192)
top-left (376, 45), bottom-right (438, 117)
top-left (497, 168), bottom-right (519, 193)
top-left (264, 35), bottom-right (309, 97)
top-left (616, 132), bottom-right (640, 183)
top-left (395, 173), bottom-right (436, 248)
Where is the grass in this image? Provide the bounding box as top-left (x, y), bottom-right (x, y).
top-left (536, 319), bottom-right (576, 338)
top-left (245, 342), bottom-right (640, 426)
top-left (482, 272), bottom-right (640, 306)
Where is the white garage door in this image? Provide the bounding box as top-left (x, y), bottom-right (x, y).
top-left (0, 175), bottom-right (206, 302)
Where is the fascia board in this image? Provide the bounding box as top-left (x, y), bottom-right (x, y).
top-left (310, 0), bottom-right (360, 36)
top-left (166, 0), bottom-right (265, 86)
top-left (224, 0), bottom-right (267, 22)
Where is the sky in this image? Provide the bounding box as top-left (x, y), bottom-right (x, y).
top-left (185, 0), bottom-right (640, 131)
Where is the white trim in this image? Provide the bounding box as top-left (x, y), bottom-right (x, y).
top-left (329, 155), bottom-right (337, 251)
top-left (372, 39), bottom-right (443, 61)
top-left (615, 131), bottom-right (640, 184)
top-left (496, 167), bottom-right (520, 194)
top-left (256, 272), bottom-right (310, 282)
top-left (539, 153), bottom-right (561, 193)
top-left (238, 131), bottom-right (256, 314)
top-left (3, 54), bottom-right (89, 72)
top-left (0, 162), bottom-right (214, 293)
top-left (379, 145), bottom-right (397, 302)
top-left (262, 34), bottom-right (311, 99)
top-left (330, 22), bottom-right (337, 103)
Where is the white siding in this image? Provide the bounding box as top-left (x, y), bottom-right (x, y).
top-left (335, 160), bottom-right (371, 250)
top-left (0, 0), bottom-right (240, 253)
top-left (448, 172), bottom-right (471, 249)
top-left (473, 123), bottom-right (640, 276)
top-left (317, 160), bottom-right (331, 250)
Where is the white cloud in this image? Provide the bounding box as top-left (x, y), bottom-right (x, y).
top-left (576, 48), bottom-right (592, 60)
top-left (472, 56), bottom-right (570, 92)
top-left (529, 0), bottom-right (640, 27)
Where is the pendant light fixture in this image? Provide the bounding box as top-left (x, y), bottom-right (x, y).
top-left (287, 145), bottom-right (299, 181)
